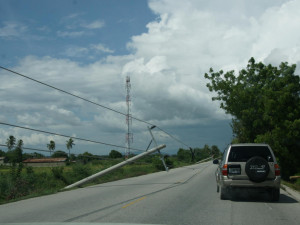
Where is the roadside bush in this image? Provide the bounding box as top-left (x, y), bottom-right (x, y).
top-left (66, 164), bottom-right (93, 184)
top-left (164, 155), bottom-right (174, 169)
top-left (91, 159), bottom-right (102, 165)
top-left (24, 167), bottom-right (36, 188)
top-left (51, 167), bottom-right (67, 184)
top-left (177, 149), bottom-right (191, 162)
top-left (0, 166), bottom-right (35, 202)
top-left (0, 173), bottom-right (9, 200)
top-left (152, 155), bottom-right (174, 171)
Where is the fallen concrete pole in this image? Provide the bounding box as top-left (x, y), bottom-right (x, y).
top-left (196, 156), bottom-right (213, 164)
top-left (63, 144), bottom-right (166, 190)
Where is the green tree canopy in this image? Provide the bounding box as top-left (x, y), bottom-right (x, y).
top-left (15, 139), bottom-right (23, 163)
top-left (205, 57), bottom-right (300, 178)
top-left (177, 148), bottom-right (191, 162)
top-left (52, 150), bottom-right (68, 158)
top-left (211, 145), bottom-right (220, 158)
top-left (6, 135), bottom-right (16, 151)
top-left (23, 152), bottom-right (44, 160)
top-left (194, 145), bottom-right (211, 161)
top-left (109, 150), bottom-right (123, 159)
top-left (4, 136), bottom-right (23, 164)
top-left (0, 149), bottom-right (5, 157)
top-left (78, 151), bottom-right (95, 164)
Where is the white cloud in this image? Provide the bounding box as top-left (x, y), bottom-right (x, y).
top-left (37, 26), bottom-right (51, 33)
top-left (2, 0), bottom-right (299, 153)
top-left (63, 43), bottom-right (114, 58)
top-left (0, 21), bottom-right (27, 39)
top-left (81, 20), bottom-right (105, 29)
top-left (64, 13), bottom-right (85, 20)
top-left (252, 0), bottom-right (300, 63)
top-left (17, 113), bottom-right (42, 126)
top-left (63, 46), bottom-right (89, 57)
top-left (0, 127), bottom-right (64, 147)
top-left (58, 14), bottom-right (105, 39)
top-left (91, 44), bottom-right (114, 53)
top-left (57, 30), bottom-right (86, 38)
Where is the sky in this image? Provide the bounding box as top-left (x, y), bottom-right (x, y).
top-left (1, 0), bottom-right (300, 156)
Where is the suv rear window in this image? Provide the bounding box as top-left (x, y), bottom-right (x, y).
top-left (228, 146), bottom-right (274, 162)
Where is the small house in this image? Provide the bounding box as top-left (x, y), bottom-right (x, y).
top-left (23, 158), bottom-right (67, 167)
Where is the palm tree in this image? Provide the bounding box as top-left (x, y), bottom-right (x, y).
top-left (47, 140), bottom-right (55, 157)
top-left (66, 138), bottom-right (75, 160)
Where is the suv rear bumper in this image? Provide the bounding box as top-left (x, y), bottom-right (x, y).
top-left (220, 176), bottom-right (281, 189)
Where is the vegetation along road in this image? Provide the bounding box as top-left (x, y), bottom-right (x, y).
top-left (0, 161), bottom-right (299, 225)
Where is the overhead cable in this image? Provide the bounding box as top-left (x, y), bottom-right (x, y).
top-left (156, 126), bottom-right (191, 149)
top-left (0, 66), bottom-right (153, 126)
top-left (0, 121), bottom-right (144, 152)
top-left (0, 66), bottom-right (192, 149)
top-left (0, 144), bottom-right (106, 160)
top-left (0, 144), bottom-right (50, 153)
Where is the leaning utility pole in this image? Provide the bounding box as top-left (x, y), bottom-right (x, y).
top-left (125, 76), bottom-right (133, 159)
top-left (63, 144), bottom-right (166, 190)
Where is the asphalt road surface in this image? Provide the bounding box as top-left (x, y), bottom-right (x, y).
top-left (0, 161), bottom-right (300, 224)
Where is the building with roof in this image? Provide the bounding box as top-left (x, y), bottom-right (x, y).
top-left (23, 158), bottom-right (67, 167)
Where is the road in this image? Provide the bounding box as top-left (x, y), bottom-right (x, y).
top-left (0, 161), bottom-right (300, 224)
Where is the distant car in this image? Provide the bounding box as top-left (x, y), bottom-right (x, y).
top-left (213, 143), bottom-right (281, 201)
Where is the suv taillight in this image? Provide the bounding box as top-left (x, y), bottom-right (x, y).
top-left (222, 164), bottom-right (228, 176)
top-left (274, 164), bottom-right (280, 176)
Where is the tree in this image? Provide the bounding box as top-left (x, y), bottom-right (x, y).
top-left (177, 148), bottom-right (191, 162)
top-left (211, 145), bottom-right (220, 158)
top-left (15, 139), bottom-right (23, 163)
top-left (6, 135), bottom-right (16, 151)
top-left (5, 136), bottom-right (23, 164)
top-left (66, 138), bottom-right (75, 159)
top-left (205, 57), bottom-right (300, 178)
top-left (52, 150), bottom-right (68, 158)
top-left (78, 152), bottom-right (94, 164)
top-left (152, 154), bottom-right (173, 170)
top-left (69, 153), bottom-right (76, 161)
top-left (109, 150), bottom-right (123, 159)
top-left (47, 140), bottom-right (56, 156)
top-left (23, 152), bottom-right (44, 160)
top-left (0, 149), bottom-right (5, 157)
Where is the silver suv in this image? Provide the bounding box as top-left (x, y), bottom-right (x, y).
top-left (213, 143), bottom-right (281, 201)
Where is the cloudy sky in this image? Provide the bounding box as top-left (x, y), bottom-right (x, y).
top-left (0, 0), bottom-right (300, 156)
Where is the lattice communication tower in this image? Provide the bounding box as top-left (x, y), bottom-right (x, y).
top-left (125, 76), bottom-right (133, 158)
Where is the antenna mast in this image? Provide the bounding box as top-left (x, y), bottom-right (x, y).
top-left (125, 76), bottom-right (133, 158)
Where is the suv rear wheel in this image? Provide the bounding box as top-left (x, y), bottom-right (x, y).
top-left (220, 187), bottom-right (230, 200)
top-left (270, 188), bottom-right (280, 201)
top-left (245, 156), bottom-right (270, 182)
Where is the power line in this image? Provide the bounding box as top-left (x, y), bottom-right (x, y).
top-left (0, 144), bottom-right (49, 153)
top-left (0, 144), bottom-right (106, 160)
top-left (0, 66), bottom-right (192, 149)
top-left (0, 121), bottom-right (144, 152)
top-left (0, 66), bottom-right (153, 126)
top-left (156, 126), bottom-right (191, 149)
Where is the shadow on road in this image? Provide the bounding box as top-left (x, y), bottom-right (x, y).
top-left (230, 189), bottom-right (298, 203)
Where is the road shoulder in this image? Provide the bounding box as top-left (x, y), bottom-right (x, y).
top-left (281, 184), bottom-right (300, 202)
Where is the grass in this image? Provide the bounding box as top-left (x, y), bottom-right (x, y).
top-left (0, 156), bottom-right (193, 205)
top-left (282, 173), bottom-right (300, 192)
